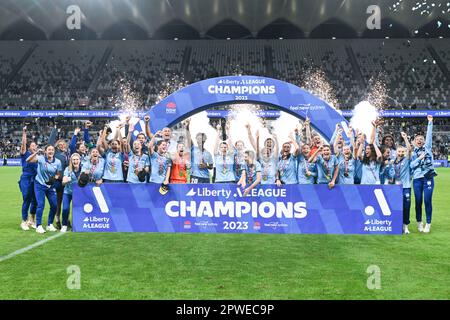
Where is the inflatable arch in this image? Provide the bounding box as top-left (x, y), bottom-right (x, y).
top-left (144, 76), bottom-right (349, 141)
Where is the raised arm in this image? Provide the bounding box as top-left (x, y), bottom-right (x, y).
top-left (20, 126), bottom-right (27, 155)
top-left (144, 115), bottom-right (153, 140)
top-left (84, 121), bottom-right (92, 147)
top-left (308, 145), bottom-right (323, 163)
top-left (69, 127), bottom-right (81, 154)
top-left (289, 132), bottom-right (300, 157)
top-left (97, 126), bottom-right (108, 155)
top-left (214, 124), bottom-right (221, 155)
top-left (333, 129), bottom-right (342, 156)
top-left (184, 118), bottom-right (192, 150)
top-left (26, 150), bottom-right (40, 163)
top-left (48, 125), bottom-right (57, 146)
top-left (401, 132), bottom-right (412, 158)
top-left (425, 115), bottom-right (433, 149)
top-left (246, 123), bottom-right (257, 151)
top-left (304, 117), bottom-right (312, 146)
top-left (148, 131), bottom-right (160, 155)
top-left (373, 143), bottom-right (382, 162)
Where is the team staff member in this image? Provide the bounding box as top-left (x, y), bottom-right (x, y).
top-left (98, 124), bottom-right (126, 183)
top-left (18, 126), bottom-right (38, 230)
top-left (60, 153), bottom-right (82, 233)
top-left (309, 145), bottom-right (339, 189)
top-left (81, 148), bottom-right (105, 185)
top-left (148, 131), bottom-right (172, 184)
top-left (393, 132), bottom-right (413, 234)
top-left (26, 145), bottom-right (62, 234)
top-left (170, 143), bottom-right (191, 184)
top-left (185, 119), bottom-right (213, 183)
top-left (410, 115), bottom-right (436, 233)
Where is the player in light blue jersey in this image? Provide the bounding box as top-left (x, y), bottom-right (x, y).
top-left (125, 128), bottom-right (150, 184)
top-left (26, 145), bottom-right (62, 234)
top-left (124, 140), bottom-right (150, 183)
top-left (148, 131), bottom-right (172, 184)
top-left (18, 126), bottom-right (38, 230)
top-left (60, 153), bottom-right (82, 233)
top-left (276, 134), bottom-right (300, 186)
top-left (214, 137), bottom-right (240, 183)
top-left (336, 144), bottom-right (356, 185)
top-left (380, 145), bottom-right (395, 185)
top-left (410, 115), bottom-right (436, 233)
top-left (357, 121), bottom-right (382, 185)
top-left (185, 118), bottom-right (213, 183)
top-left (98, 123), bottom-right (126, 183)
top-left (81, 148), bottom-right (105, 185)
top-left (239, 150), bottom-right (262, 196)
top-left (297, 144), bottom-right (317, 184)
top-left (392, 132), bottom-right (413, 234)
top-left (309, 145), bottom-right (339, 189)
top-left (246, 123), bottom-right (278, 185)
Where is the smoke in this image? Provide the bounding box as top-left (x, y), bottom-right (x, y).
top-left (187, 111), bottom-right (218, 155)
top-left (350, 101), bottom-right (378, 142)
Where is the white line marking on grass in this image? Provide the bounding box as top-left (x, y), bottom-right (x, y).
top-left (0, 232), bottom-right (65, 263)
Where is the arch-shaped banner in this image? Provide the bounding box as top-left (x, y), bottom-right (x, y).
top-left (145, 76), bottom-right (348, 141)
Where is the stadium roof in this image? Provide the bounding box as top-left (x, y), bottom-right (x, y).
top-left (0, 0), bottom-right (449, 40)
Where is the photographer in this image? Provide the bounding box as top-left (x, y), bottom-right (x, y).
top-left (410, 115), bottom-right (436, 233)
top-left (26, 145), bottom-right (62, 234)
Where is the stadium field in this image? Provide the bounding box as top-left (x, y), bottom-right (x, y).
top-left (0, 166), bottom-right (449, 300)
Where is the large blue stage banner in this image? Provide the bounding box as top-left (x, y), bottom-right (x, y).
top-left (73, 184), bottom-right (403, 235)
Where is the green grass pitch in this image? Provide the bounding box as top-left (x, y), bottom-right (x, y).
top-left (0, 166), bottom-right (449, 299)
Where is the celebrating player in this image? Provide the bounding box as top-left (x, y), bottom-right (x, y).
top-left (148, 131), bottom-right (172, 184)
top-left (214, 124), bottom-right (241, 183)
top-left (275, 133), bottom-right (300, 186)
top-left (81, 148), bottom-right (105, 185)
top-left (247, 124), bottom-right (278, 185)
top-left (239, 150), bottom-right (262, 196)
top-left (393, 132), bottom-right (413, 234)
top-left (357, 122), bottom-right (382, 185)
top-left (170, 143), bottom-right (191, 184)
top-left (61, 153), bottom-right (82, 233)
top-left (98, 123), bottom-right (126, 183)
top-left (185, 118), bottom-right (213, 183)
top-left (26, 145), bottom-right (62, 234)
top-left (410, 115), bottom-right (436, 233)
top-left (18, 126), bottom-right (38, 230)
top-left (309, 145), bottom-right (339, 189)
top-left (125, 123), bottom-right (150, 183)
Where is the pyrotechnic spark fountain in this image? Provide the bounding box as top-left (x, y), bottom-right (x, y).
top-left (300, 68), bottom-right (339, 110)
top-left (155, 74), bottom-right (188, 104)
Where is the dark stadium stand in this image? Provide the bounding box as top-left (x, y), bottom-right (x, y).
top-left (0, 39), bottom-right (449, 160)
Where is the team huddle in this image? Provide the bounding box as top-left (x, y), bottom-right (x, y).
top-left (17, 114), bottom-right (436, 235)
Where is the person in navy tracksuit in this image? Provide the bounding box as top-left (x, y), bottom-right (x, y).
top-left (18, 126), bottom-right (38, 231)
